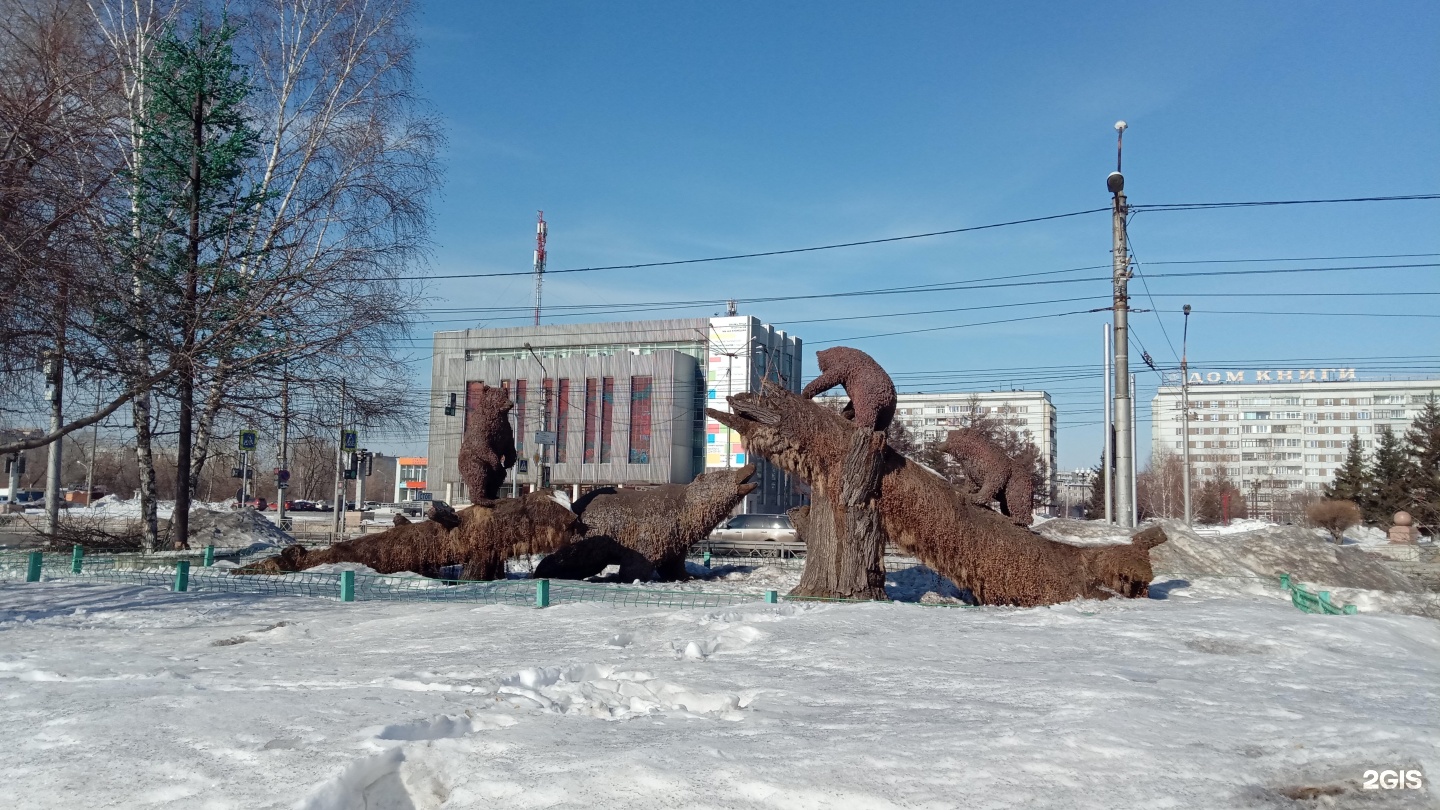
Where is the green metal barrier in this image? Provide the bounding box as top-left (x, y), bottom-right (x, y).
top-left (1278, 572), bottom-right (1359, 615)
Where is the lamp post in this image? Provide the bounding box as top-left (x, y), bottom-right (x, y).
top-left (1181, 304), bottom-right (1193, 526)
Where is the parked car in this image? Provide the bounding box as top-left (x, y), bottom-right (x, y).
top-left (707, 513), bottom-right (798, 545)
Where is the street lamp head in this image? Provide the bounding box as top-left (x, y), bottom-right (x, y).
top-left (1183, 304), bottom-right (1191, 315)
top-left (1114, 120), bottom-right (1127, 132)
top-left (1107, 171), bottom-right (1125, 194)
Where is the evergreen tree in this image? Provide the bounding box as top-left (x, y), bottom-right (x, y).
top-left (1084, 455), bottom-right (1107, 519)
top-left (1324, 433), bottom-right (1369, 505)
top-left (1196, 465), bottom-right (1247, 524)
top-left (1365, 425), bottom-right (1416, 524)
top-left (1404, 395), bottom-right (1440, 529)
top-left (125, 19), bottom-right (264, 547)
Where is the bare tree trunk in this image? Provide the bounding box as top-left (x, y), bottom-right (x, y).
top-left (131, 390), bottom-right (159, 551)
top-left (189, 363), bottom-right (228, 499)
top-left (790, 430), bottom-right (887, 599)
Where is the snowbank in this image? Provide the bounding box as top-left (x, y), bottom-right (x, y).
top-left (1, 580), bottom-right (1436, 808)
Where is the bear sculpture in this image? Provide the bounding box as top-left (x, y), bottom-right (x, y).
top-left (943, 427), bottom-right (1036, 527)
top-left (801, 346), bottom-right (897, 433)
top-left (536, 465), bottom-right (758, 581)
top-left (236, 491), bottom-right (579, 581)
top-left (458, 382), bottom-right (517, 501)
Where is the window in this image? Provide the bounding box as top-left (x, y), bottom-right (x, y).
top-left (583, 378), bottom-right (598, 463)
top-left (600, 377), bottom-right (615, 463)
top-left (629, 376), bottom-right (653, 464)
top-left (555, 379), bottom-right (570, 462)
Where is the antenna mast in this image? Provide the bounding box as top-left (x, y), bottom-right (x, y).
top-left (532, 211), bottom-right (548, 326)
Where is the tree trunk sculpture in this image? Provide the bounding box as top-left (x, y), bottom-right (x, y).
top-left (708, 384), bottom-right (1167, 606)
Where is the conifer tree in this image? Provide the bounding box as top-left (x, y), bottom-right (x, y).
top-left (1324, 433), bottom-right (1369, 505)
top-left (1404, 395), bottom-right (1440, 529)
top-left (125, 19), bottom-right (264, 547)
top-left (1364, 426), bottom-right (1415, 524)
top-left (1085, 455), bottom-right (1107, 519)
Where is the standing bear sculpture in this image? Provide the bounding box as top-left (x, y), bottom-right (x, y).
top-left (801, 346), bottom-right (898, 433)
top-left (458, 382), bottom-right (517, 502)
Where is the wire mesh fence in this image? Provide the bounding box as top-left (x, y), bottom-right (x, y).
top-left (0, 547), bottom-right (1361, 615)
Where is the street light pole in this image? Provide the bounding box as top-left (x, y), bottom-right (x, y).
top-left (1108, 121), bottom-right (1134, 528)
top-left (1181, 304), bottom-right (1193, 526)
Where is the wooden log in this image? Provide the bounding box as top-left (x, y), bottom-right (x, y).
top-left (708, 385), bottom-right (1167, 607)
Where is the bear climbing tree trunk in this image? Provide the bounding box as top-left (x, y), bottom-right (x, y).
top-left (790, 430), bottom-right (888, 599)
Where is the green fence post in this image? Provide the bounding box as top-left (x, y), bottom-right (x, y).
top-left (71, 545), bottom-right (84, 574)
top-left (536, 579), bottom-right (550, 608)
top-left (25, 551), bottom-right (42, 582)
top-left (1318, 591), bottom-right (1332, 613)
top-left (1343, 604), bottom-right (1358, 615)
top-left (340, 570), bottom-right (355, 602)
top-left (1278, 573), bottom-right (1291, 591)
top-left (203, 545), bottom-right (215, 567)
top-left (703, 551), bottom-right (712, 570)
top-left (173, 560), bottom-right (190, 593)
top-left (765, 589), bottom-right (778, 604)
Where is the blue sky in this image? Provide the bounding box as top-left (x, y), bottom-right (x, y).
top-left (397, 1), bottom-right (1440, 469)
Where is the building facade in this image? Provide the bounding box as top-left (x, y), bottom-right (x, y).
top-left (428, 316), bottom-right (804, 514)
top-left (394, 457), bottom-right (429, 502)
top-left (825, 390), bottom-right (1059, 509)
top-left (1151, 369), bottom-right (1440, 518)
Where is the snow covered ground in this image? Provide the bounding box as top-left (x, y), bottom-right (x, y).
top-left (3, 576), bottom-right (1437, 809)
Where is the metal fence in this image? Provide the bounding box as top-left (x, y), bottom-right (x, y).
top-left (0, 547), bottom-right (1362, 615)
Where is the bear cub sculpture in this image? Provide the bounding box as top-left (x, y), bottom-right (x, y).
top-left (943, 427), bottom-right (1036, 527)
top-left (801, 346), bottom-right (898, 433)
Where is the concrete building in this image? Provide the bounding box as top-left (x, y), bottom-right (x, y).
top-left (1054, 469), bottom-right (1094, 519)
top-left (428, 316), bottom-right (804, 514)
top-left (824, 390), bottom-right (1059, 509)
top-left (1151, 368), bottom-right (1440, 519)
top-left (394, 457), bottom-right (429, 502)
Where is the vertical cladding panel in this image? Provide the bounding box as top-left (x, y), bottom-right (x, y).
top-left (583, 378), bottom-right (598, 463)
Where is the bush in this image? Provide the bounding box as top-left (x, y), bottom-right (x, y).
top-left (1306, 499), bottom-right (1363, 545)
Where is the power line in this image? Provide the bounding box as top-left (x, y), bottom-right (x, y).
top-left (397, 208), bottom-right (1112, 282)
top-left (1131, 193), bottom-right (1440, 212)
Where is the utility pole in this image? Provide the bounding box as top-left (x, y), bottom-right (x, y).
top-left (1102, 324), bottom-right (1113, 523)
top-left (43, 348), bottom-right (63, 534)
top-left (333, 380), bottom-right (345, 536)
top-left (1181, 305), bottom-right (1193, 526)
top-left (532, 211), bottom-right (548, 326)
top-left (1107, 120), bottom-right (1135, 528)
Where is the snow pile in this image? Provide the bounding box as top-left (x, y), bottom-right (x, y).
top-left (2, 580), bottom-right (1437, 808)
top-left (186, 508), bottom-right (291, 551)
top-left (1037, 519), bottom-right (1440, 618)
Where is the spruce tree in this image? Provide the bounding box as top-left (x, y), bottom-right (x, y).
top-left (1085, 455), bottom-right (1107, 519)
top-left (1324, 433), bottom-right (1369, 505)
top-left (127, 19), bottom-right (264, 548)
top-left (1364, 426), bottom-right (1415, 524)
top-left (1404, 395), bottom-right (1440, 528)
